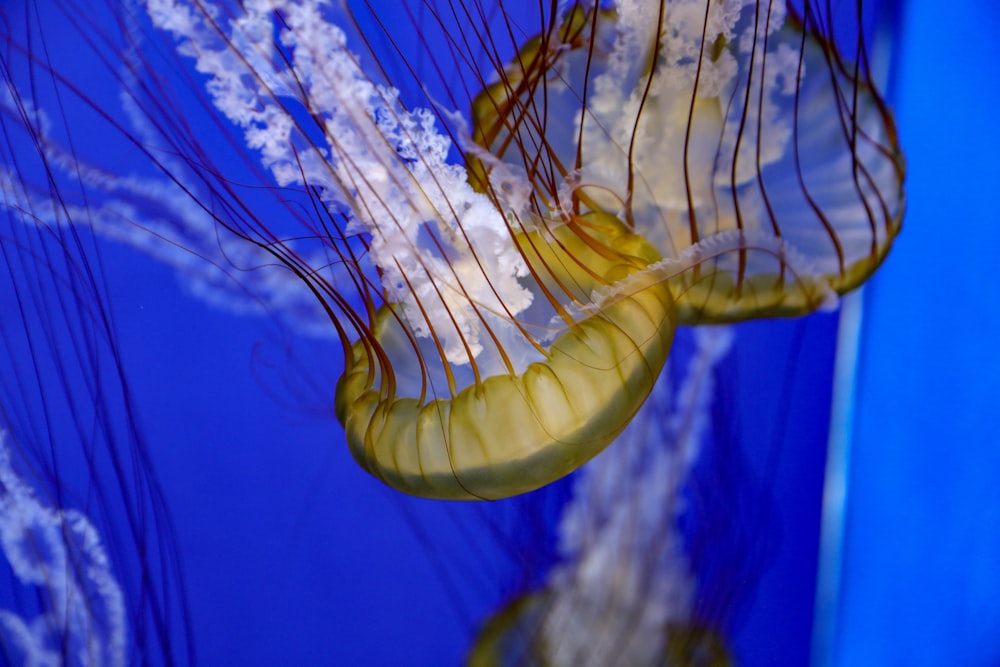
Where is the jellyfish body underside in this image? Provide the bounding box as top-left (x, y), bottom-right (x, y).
top-left (337, 215), bottom-right (676, 500)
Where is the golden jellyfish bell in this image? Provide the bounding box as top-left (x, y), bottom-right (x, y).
top-left (332, 0), bottom-right (903, 500)
top-left (337, 211), bottom-right (676, 499)
top-left (471, 2), bottom-right (905, 323)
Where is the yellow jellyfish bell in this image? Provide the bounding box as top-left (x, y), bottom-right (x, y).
top-left (334, 1), bottom-right (903, 500)
top-left (471, 3), bottom-right (904, 324)
top-left (337, 211), bottom-right (676, 499)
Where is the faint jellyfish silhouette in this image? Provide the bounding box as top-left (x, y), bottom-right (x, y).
top-left (0, 429), bottom-right (126, 667)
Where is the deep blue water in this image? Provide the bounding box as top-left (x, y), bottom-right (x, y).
top-left (836, 2), bottom-right (1000, 665)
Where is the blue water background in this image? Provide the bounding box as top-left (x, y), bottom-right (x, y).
top-left (836, 2), bottom-right (1000, 665)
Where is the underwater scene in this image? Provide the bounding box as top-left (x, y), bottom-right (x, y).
top-left (0, 1), bottom-right (996, 665)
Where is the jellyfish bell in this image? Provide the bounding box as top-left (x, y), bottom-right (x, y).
top-left (470, 1), bottom-right (904, 324)
top-left (336, 210), bottom-right (677, 500)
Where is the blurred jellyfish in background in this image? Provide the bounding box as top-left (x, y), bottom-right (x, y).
top-left (0, 429), bottom-right (126, 666)
top-left (468, 327), bottom-right (736, 666)
top-left (0, 0), bottom-right (915, 664)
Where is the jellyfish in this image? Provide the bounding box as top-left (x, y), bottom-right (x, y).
top-left (65, 0), bottom-right (899, 501)
top-left (6, 0), bottom-right (904, 499)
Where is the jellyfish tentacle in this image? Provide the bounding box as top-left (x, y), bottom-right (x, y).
top-left (336, 214), bottom-right (675, 500)
top-left (10, 0), bottom-right (903, 502)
